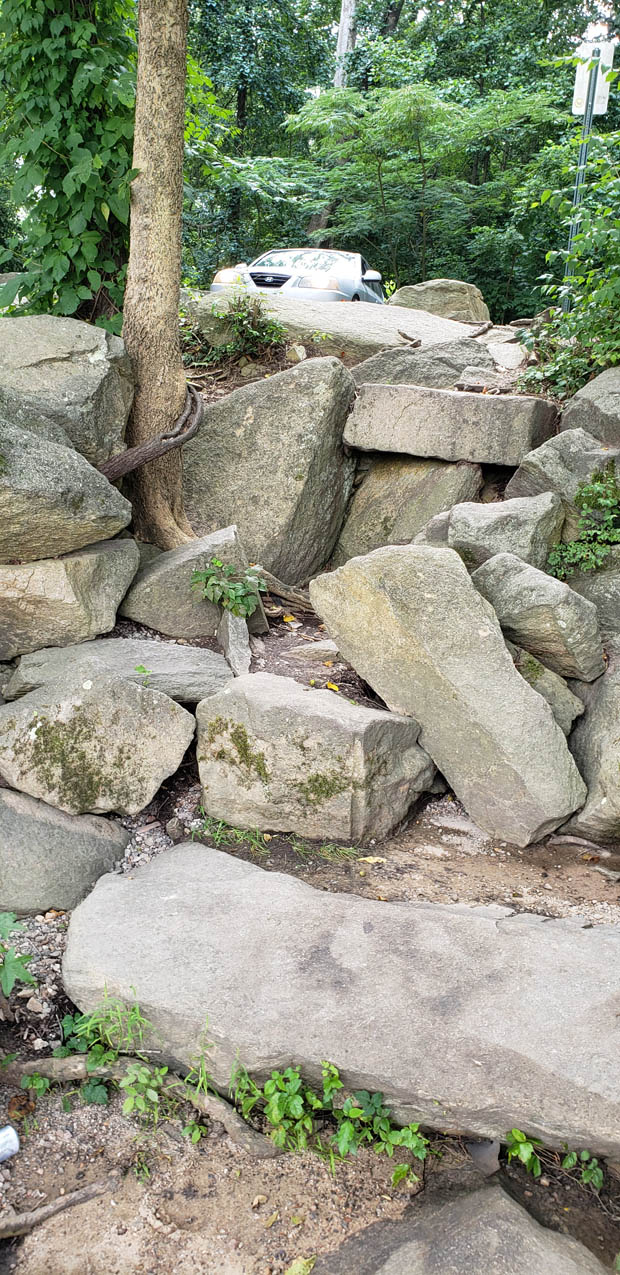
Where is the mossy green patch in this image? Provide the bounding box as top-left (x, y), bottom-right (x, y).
top-left (517, 651), bottom-right (544, 684)
top-left (206, 716), bottom-right (270, 785)
top-left (21, 707), bottom-right (134, 812)
top-left (294, 768), bottom-right (352, 807)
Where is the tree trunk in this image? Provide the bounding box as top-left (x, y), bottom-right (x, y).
top-left (334, 0), bottom-right (357, 88)
top-left (122, 0), bottom-right (194, 549)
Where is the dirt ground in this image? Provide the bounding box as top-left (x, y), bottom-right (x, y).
top-left (2, 600), bottom-right (620, 1272)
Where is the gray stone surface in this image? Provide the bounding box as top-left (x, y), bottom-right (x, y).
top-left (344, 385), bottom-right (558, 466)
top-left (0, 316), bottom-right (133, 466)
top-left (216, 611), bottom-right (251, 676)
top-left (314, 1184), bottom-right (606, 1274)
top-left (182, 358), bottom-right (355, 584)
top-left (505, 428), bottom-right (620, 540)
top-left (310, 546), bottom-right (585, 846)
top-left (413, 510), bottom-right (451, 547)
top-left (0, 788), bottom-right (129, 914)
top-left (196, 673), bottom-right (435, 842)
top-left (0, 418), bottom-right (131, 563)
top-left (564, 544), bottom-right (620, 640)
top-left (564, 649), bottom-right (620, 842)
top-left (332, 458), bottom-right (482, 566)
top-left (472, 553), bottom-right (605, 682)
top-left (4, 638), bottom-right (232, 704)
top-left (446, 492), bottom-right (564, 570)
top-left (388, 279), bottom-right (490, 324)
top-left (507, 644), bottom-right (585, 736)
top-left (187, 287), bottom-right (472, 360)
top-left (286, 638), bottom-right (340, 663)
top-left (0, 539), bottom-right (139, 661)
top-left (120, 526), bottom-right (268, 640)
top-left (0, 674), bottom-right (195, 816)
top-left (64, 843), bottom-right (620, 1155)
top-left (350, 339), bottom-right (496, 389)
top-left (561, 367), bottom-right (620, 447)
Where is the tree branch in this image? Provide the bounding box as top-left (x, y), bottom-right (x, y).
top-left (98, 384), bottom-right (204, 483)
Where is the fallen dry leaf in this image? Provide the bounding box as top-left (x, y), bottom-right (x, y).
top-left (8, 1092), bottom-right (35, 1121)
top-left (251, 1194), bottom-right (267, 1209)
top-left (264, 1210), bottom-right (279, 1228)
top-left (358, 856), bottom-right (386, 865)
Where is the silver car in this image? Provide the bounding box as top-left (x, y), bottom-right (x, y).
top-left (210, 248), bottom-right (385, 303)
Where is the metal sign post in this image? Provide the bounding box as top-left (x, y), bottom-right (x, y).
top-left (562, 41), bottom-right (615, 312)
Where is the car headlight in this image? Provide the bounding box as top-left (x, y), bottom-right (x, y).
top-left (296, 274), bottom-right (341, 290)
top-left (213, 267), bottom-right (246, 285)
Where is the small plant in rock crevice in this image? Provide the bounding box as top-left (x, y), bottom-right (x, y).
top-left (547, 461), bottom-right (620, 579)
top-left (191, 557), bottom-right (266, 619)
top-left (0, 912), bottom-right (36, 1003)
top-left (180, 293), bottom-right (286, 369)
top-left (506, 1128), bottom-right (606, 1194)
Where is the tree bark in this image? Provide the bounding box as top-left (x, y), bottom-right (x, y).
top-left (334, 0), bottom-right (357, 87)
top-left (122, 0), bottom-right (195, 549)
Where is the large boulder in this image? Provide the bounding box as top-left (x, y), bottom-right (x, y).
top-left (120, 526), bottom-right (267, 640)
top-left (0, 539), bottom-right (139, 661)
top-left (505, 428), bottom-right (620, 540)
top-left (0, 419), bottom-right (131, 563)
top-left (560, 367), bottom-right (620, 446)
top-left (332, 457), bottom-right (482, 566)
top-left (64, 843), bottom-right (620, 1156)
top-left (563, 545), bottom-right (620, 641)
top-left (0, 316), bottom-right (133, 467)
top-left (472, 553), bottom-right (605, 682)
top-left (0, 788), bottom-right (129, 914)
top-left (4, 638), bottom-right (232, 704)
top-left (186, 288), bottom-right (473, 361)
top-left (388, 279), bottom-right (490, 324)
top-left (350, 338), bottom-right (496, 389)
top-left (446, 492), bottom-right (564, 570)
top-left (344, 385), bottom-right (558, 466)
top-left (0, 674), bottom-right (195, 816)
top-left (507, 644), bottom-right (585, 736)
top-left (182, 359), bottom-right (355, 584)
top-left (315, 1184), bottom-right (606, 1275)
top-left (196, 672), bottom-right (435, 842)
top-left (563, 650), bottom-right (620, 842)
top-left (309, 546), bottom-right (585, 846)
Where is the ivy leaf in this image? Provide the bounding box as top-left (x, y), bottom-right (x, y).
top-left (1, 948), bottom-right (36, 997)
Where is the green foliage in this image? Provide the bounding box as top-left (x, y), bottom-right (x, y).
top-left (505, 1128), bottom-right (543, 1177)
top-left (193, 811), bottom-right (273, 856)
top-left (134, 664), bottom-right (152, 687)
top-left (207, 292), bottom-right (287, 362)
top-left (20, 1073), bottom-right (51, 1100)
top-left (230, 1059), bottom-right (429, 1185)
top-left (191, 556), bottom-right (267, 618)
top-left (119, 1062), bottom-right (170, 1126)
top-left (0, 913), bottom-right (36, 998)
top-left (547, 462), bottom-right (620, 579)
top-left (0, 0), bottom-right (137, 329)
top-left (561, 1148), bottom-right (604, 1191)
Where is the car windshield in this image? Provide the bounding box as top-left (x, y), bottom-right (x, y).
top-left (252, 250), bottom-right (357, 273)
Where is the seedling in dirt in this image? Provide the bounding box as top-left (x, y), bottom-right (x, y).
top-left (561, 1148), bottom-right (604, 1191)
top-left (505, 1128), bottom-right (542, 1176)
top-left (20, 1073), bottom-right (51, 1100)
top-left (0, 912), bottom-right (36, 999)
top-left (119, 1062), bottom-right (172, 1127)
top-left (193, 811), bottom-right (271, 857)
top-left (191, 557), bottom-right (266, 619)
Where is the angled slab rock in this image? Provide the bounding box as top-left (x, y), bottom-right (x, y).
top-left (344, 385), bottom-right (557, 466)
top-left (182, 358), bottom-right (355, 583)
top-left (507, 644), bottom-right (585, 736)
top-left (563, 651), bottom-right (620, 842)
top-left (506, 427), bottom-right (620, 539)
top-left (216, 611), bottom-right (251, 676)
top-left (0, 539), bottom-right (139, 661)
top-left (314, 1184), bottom-right (606, 1275)
top-left (196, 672), bottom-right (435, 842)
top-left (120, 526), bottom-right (267, 640)
top-left (63, 844), bottom-right (620, 1156)
top-left (0, 674), bottom-right (195, 816)
top-left (388, 279), bottom-right (490, 323)
top-left (4, 638), bottom-right (232, 704)
top-left (446, 492), bottom-right (564, 569)
top-left (310, 546), bottom-right (585, 846)
top-left (566, 544), bottom-right (620, 641)
top-left (472, 553), bottom-right (605, 682)
top-left (560, 367), bottom-right (620, 447)
top-left (332, 457), bottom-right (481, 566)
top-left (0, 315), bottom-right (133, 466)
top-left (350, 339), bottom-right (496, 389)
top-left (0, 788), bottom-right (129, 914)
top-left (0, 418), bottom-right (131, 563)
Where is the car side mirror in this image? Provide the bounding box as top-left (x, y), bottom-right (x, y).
top-left (362, 269), bottom-right (382, 282)
top-left (234, 262), bottom-right (249, 269)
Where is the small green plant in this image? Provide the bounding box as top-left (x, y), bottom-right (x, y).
top-left (134, 664), bottom-right (152, 687)
top-left (191, 557), bottom-right (266, 619)
top-left (192, 811), bottom-right (271, 857)
top-left (119, 1062), bottom-right (171, 1128)
top-left (0, 912), bottom-right (36, 998)
top-left (505, 1128), bottom-right (542, 1176)
top-left (215, 292), bottom-right (286, 359)
top-left (547, 462), bottom-right (620, 579)
top-left (561, 1148), bottom-right (604, 1191)
top-left (20, 1073), bottom-right (51, 1100)
top-left (230, 1059), bottom-right (429, 1185)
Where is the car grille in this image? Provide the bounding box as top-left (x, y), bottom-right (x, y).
top-left (249, 271), bottom-right (289, 288)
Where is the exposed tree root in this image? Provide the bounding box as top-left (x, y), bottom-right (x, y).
top-left (0, 1173), bottom-right (119, 1238)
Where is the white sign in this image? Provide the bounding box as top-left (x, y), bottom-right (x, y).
top-left (572, 41), bottom-right (615, 115)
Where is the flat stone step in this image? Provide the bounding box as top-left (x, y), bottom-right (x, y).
top-left (63, 844), bottom-right (620, 1158)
